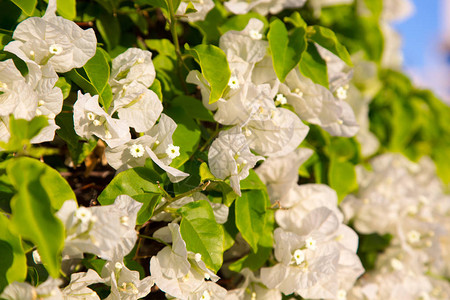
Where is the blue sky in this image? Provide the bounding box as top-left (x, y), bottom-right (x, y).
top-left (394, 0), bottom-right (440, 69)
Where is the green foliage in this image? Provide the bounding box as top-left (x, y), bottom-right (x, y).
top-left (307, 25), bottom-right (353, 66)
top-left (165, 106), bottom-right (202, 168)
top-left (185, 44), bottom-right (231, 104)
top-left (229, 191), bottom-right (274, 272)
top-left (178, 200), bottom-right (224, 272)
top-left (97, 167), bottom-right (164, 225)
top-left (7, 157), bottom-right (65, 278)
top-left (235, 189), bottom-right (269, 252)
top-left (268, 18), bottom-right (307, 82)
top-left (358, 233), bottom-right (392, 270)
top-left (96, 11), bottom-right (121, 51)
top-left (10, 0), bottom-right (36, 16)
top-left (0, 214), bottom-right (26, 292)
top-left (56, 0), bottom-right (76, 20)
top-left (67, 48), bottom-right (113, 111)
top-left (299, 43), bottom-right (329, 88)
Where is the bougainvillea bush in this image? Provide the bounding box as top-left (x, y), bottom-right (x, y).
top-left (1, 0), bottom-right (450, 299)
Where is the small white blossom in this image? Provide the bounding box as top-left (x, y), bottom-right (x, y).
top-left (228, 76), bottom-right (240, 89)
top-left (166, 144), bottom-right (180, 159)
top-left (129, 144), bottom-right (145, 158)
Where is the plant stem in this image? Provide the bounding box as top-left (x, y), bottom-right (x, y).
top-left (152, 181), bottom-right (210, 216)
top-left (138, 234), bottom-right (170, 247)
top-left (167, 0), bottom-right (189, 93)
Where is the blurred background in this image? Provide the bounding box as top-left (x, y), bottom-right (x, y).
top-left (395, 0), bottom-right (450, 104)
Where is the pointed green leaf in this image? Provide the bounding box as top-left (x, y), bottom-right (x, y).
top-left (56, 0), bottom-right (76, 20)
top-left (328, 158), bottom-right (358, 203)
top-left (0, 214), bottom-right (26, 292)
top-left (97, 167), bottom-right (163, 225)
top-left (178, 200), bottom-right (224, 272)
top-left (165, 106), bottom-right (202, 168)
top-left (235, 189), bottom-right (268, 252)
top-left (299, 43), bottom-right (329, 88)
top-left (229, 199), bottom-right (274, 272)
top-left (7, 158), bottom-right (65, 278)
top-left (96, 12), bottom-right (121, 51)
top-left (307, 25), bottom-right (352, 66)
top-left (268, 19), bottom-right (307, 82)
top-left (185, 44), bottom-right (231, 104)
top-left (284, 11), bottom-right (306, 28)
top-left (10, 0), bottom-right (36, 16)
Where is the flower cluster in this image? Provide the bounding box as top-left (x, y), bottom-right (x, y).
top-left (1, 0), bottom-right (449, 299)
top-left (0, 0), bottom-right (96, 145)
top-left (342, 153), bottom-right (450, 299)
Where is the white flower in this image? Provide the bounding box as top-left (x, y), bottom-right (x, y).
top-left (261, 208), bottom-right (363, 296)
top-left (110, 48), bottom-right (156, 93)
top-left (279, 68), bottom-right (359, 137)
top-left (62, 269), bottom-right (103, 300)
top-left (228, 76), bottom-right (240, 90)
top-left (166, 144), bottom-right (181, 159)
top-left (219, 18), bottom-right (268, 64)
top-left (129, 144), bottom-right (145, 158)
top-left (176, 0), bottom-right (215, 22)
top-left (1, 277), bottom-right (63, 300)
top-left (105, 135), bottom-right (156, 171)
top-left (102, 261), bottom-right (154, 300)
top-left (73, 91), bottom-right (131, 148)
top-left (0, 59), bottom-right (38, 119)
top-left (111, 82), bottom-right (163, 133)
top-left (275, 93), bottom-right (287, 105)
top-left (208, 127), bottom-right (264, 196)
top-left (57, 195), bottom-right (143, 261)
top-left (5, 0), bottom-right (96, 73)
top-left (256, 147), bottom-right (313, 204)
top-left (224, 0), bottom-right (306, 16)
top-left (150, 223), bottom-right (220, 299)
top-left (305, 237), bottom-right (317, 251)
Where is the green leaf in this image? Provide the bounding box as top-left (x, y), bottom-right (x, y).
top-left (191, 3), bottom-right (228, 44)
top-left (219, 12), bottom-right (268, 34)
top-left (55, 112), bottom-right (97, 165)
top-left (97, 167), bottom-right (163, 225)
top-left (328, 158), bottom-right (357, 203)
top-left (170, 95), bottom-right (215, 122)
top-left (284, 11), bottom-right (306, 28)
top-left (165, 106), bottom-right (202, 168)
top-left (7, 158), bottom-right (65, 278)
top-left (10, 0), bottom-right (36, 16)
top-left (199, 162), bottom-right (216, 182)
top-left (82, 48), bottom-right (113, 110)
top-left (55, 77), bottom-right (71, 100)
top-left (362, 0), bottom-right (383, 18)
top-left (10, 158), bottom-right (75, 211)
top-left (145, 39), bottom-right (177, 60)
top-left (299, 43), bottom-right (329, 88)
top-left (10, 116), bottom-right (48, 142)
top-left (0, 116), bottom-right (48, 152)
top-left (268, 19), bottom-right (307, 82)
top-left (307, 25), bottom-right (353, 66)
top-left (178, 200), bottom-right (224, 272)
top-left (150, 79), bottom-right (163, 101)
top-left (239, 169), bottom-right (265, 190)
top-left (132, 193), bottom-right (163, 225)
top-left (235, 190), bottom-right (268, 251)
top-left (96, 11), bottom-right (121, 51)
top-left (357, 16), bottom-right (384, 62)
top-left (0, 214), bottom-right (26, 292)
top-left (185, 44), bottom-right (231, 104)
top-left (56, 0), bottom-right (76, 20)
top-left (326, 137), bottom-right (357, 161)
top-left (229, 199), bottom-right (274, 272)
